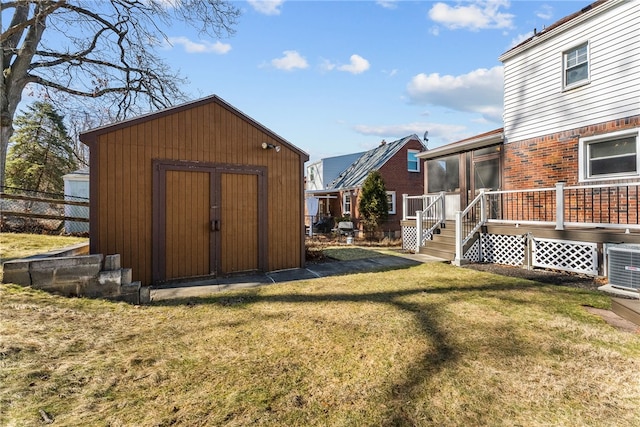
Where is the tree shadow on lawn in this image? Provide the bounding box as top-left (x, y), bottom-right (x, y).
top-left (153, 278), bottom-right (590, 424)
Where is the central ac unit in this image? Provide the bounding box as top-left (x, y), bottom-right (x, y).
top-left (607, 244), bottom-right (640, 291)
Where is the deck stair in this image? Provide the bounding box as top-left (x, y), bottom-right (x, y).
top-left (418, 220), bottom-right (465, 261)
top-left (611, 297), bottom-right (640, 327)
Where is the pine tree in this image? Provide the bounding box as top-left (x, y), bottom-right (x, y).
top-left (6, 102), bottom-right (78, 194)
top-left (358, 170), bottom-right (389, 238)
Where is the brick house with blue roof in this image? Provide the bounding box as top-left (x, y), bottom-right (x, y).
top-left (306, 134), bottom-right (427, 237)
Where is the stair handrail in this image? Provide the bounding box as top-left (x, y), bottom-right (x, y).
top-left (424, 191), bottom-right (446, 228)
top-left (454, 190), bottom-right (487, 265)
top-left (416, 192), bottom-right (446, 251)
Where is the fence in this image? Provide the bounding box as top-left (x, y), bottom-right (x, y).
top-left (0, 187), bottom-right (89, 235)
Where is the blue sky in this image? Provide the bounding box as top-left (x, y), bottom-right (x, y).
top-left (158, 0), bottom-right (594, 163)
top-left (74, 1), bottom-right (600, 163)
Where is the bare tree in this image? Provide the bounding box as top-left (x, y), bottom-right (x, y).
top-left (1, 0), bottom-right (241, 187)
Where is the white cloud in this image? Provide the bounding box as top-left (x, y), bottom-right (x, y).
top-left (155, 0), bottom-right (180, 10)
top-left (536, 4), bottom-right (553, 20)
top-left (166, 37), bottom-right (231, 54)
top-left (352, 122), bottom-right (469, 145)
top-left (321, 55), bottom-right (370, 74)
top-left (248, 0), bottom-right (285, 16)
top-left (508, 31), bottom-right (533, 49)
top-left (271, 50), bottom-right (308, 71)
top-left (383, 68), bottom-right (399, 77)
top-left (319, 58), bottom-right (336, 72)
top-left (406, 66), bottom-right (504, 123)
top-left (337, 54), bottom-right (370, 74)
top-left (376, 0), bottom-right (398, 10)
top-left (428, 0), bottom-right (514, 31)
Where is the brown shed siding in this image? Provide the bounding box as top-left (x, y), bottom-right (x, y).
top-left (164, 170), bottom-right (211, 279)
top-left (83, 96), bottom-right (308, 285)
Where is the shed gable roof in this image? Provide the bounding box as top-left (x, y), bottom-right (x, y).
top-left (328, 134), bottom-right (424, 190)
top-left (79, 94), bottom-right (309, 160)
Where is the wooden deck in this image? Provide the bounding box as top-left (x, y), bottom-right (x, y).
top-left (611, 298), bottom-right (640, 327)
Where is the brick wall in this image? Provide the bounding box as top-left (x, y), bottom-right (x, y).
top-left (503, 115), bottom-right (640, 189)
top-left (501, 115), bottom-right (640, 226)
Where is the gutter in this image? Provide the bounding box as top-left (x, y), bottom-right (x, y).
top-left (499, 0), bottom-right (621, 62)
top-left (416, 132), bottom-right (504, 160)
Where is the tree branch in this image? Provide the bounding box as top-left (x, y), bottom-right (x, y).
top-left (0, 1), bottom-right (66, 44)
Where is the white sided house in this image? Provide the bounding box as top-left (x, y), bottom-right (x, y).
top-left (306, 152), bottom-right (364, 192)
top-left (402, 0), bottom-right (640, 296)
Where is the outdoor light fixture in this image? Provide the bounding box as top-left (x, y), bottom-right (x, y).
top-left (261, 142), bottom-right (281, 152)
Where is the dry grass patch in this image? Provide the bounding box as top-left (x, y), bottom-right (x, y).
top-left (0, 233), bottom-right (87, 263)
top-left (1, 259), bottom-right (639, 426)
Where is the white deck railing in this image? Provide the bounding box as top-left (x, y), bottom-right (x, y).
top-left (402, 194), bottom-right (441, 220)
top-left (403, 182), bottom-right (640, 261)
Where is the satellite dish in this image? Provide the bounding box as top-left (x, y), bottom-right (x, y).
top-left (423, 130), bottom-right (429, 147)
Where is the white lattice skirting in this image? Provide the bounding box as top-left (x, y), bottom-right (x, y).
top-left (464, 234), bottom-right (525, 266)
top-left (403, 226), bottom-right (599, 276)
top-left (402, 226), bottom-right (417, 251)
top-left (532, 237), bottom-right (598, 275)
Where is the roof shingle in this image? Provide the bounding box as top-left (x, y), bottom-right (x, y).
top-left (328, 134), bottom-right (424, 190)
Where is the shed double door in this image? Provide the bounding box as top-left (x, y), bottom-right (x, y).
top-left (153, 161), bottom-right (266, 283)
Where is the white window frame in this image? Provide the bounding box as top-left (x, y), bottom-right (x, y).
top-left (386, 191), bottom-right (396, 215)
top-left (579, 128), bottom-right (640, 182)
top-left (408, 149), bottom-right (420, 172)
top-left (563, 41), bottom-right (590, 90)
top-left (342, 193), bottom-right (352, 215)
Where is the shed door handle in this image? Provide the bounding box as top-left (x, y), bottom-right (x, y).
top-left (211, 220), bottom-right (220, 231)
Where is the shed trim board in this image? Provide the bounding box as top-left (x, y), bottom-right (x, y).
top-left (152, 159), bottom-right (267, 283)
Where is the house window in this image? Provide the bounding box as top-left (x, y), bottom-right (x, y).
top-left (342, 193), bottom-right (352, 215)
top-left (408, 150), bottom-right (420, 172)
top-left (564, 42), bottom-right (589, 88)
top-left (580, 128), bottom-right (640, 181)
top-left (427, 155), bottom-right (459, 193)
top-left (309, 168), bottom-right (315, 182)
top-left (386, 191), bottom-right (396, 215)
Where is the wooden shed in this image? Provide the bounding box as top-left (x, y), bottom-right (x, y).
top-left (80, 95), bottom-right (309, 285)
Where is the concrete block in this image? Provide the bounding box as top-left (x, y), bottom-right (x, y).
top-left (92, 270), bottom-right (122, 297)
top-left (44, 281), bottom-right (83, 297)
top-left (139, 285), bottom-right (151, 305)
top-left (121, 268), bottom-right (132, 285)
top-left (121, 281), bottom-right (140, 294)
top-left (3, 252), bottom-right (142, 305)
top-left (104, 254), bottom-right (121, 271)
top-left (110, 281), bottom-right (142, 304)
top-left (30, 254), bottom-right (102, 271)
top-left (98, 269), bottom-right (122, 285)
top-left (55, 264), bottom-right (102, 283)
top-left (2, 260), bottom-right (32, 285)
top-left (29, 268), bottom-right (55, 289)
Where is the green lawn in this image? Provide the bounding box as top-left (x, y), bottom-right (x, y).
top-left (1, 234), bottom-right (639, 426)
